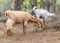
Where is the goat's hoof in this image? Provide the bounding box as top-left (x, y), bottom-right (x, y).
top-left (4, 29), bottom-right (12, 38)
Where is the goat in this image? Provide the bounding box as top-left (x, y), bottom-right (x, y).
top-left (5, 10), bottom-right (43, 37)
top-left (32, 6), bottom-right (57, 24)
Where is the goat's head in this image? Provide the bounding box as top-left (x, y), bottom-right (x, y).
top-left (37, 18), bottom-right (43, 29)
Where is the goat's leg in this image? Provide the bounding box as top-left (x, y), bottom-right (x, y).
top-left (5, 29), bottom-right (12, 38)
top-left (23, 21), bottom-right (27, 34)
top-left (43, 20), bottom-right (45, 25)
top-left (5, 19), bottom-right (15, 37)
top-left (43, 17), bottom-right (46, 25)
top-left (43, 17), bottom-right (46, 30)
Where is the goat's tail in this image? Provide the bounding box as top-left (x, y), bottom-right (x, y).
top-left (5, 10), bottom-right (11, 17)
top-left (5, 10), bottom-right (12, 19)
top-left (32, 6), bottom-right (37, 11)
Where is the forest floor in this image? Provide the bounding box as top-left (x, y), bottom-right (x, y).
top-left (0, 22), bottom-right (60, 43)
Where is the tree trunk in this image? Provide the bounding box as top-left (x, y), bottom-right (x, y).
top-left (29, 0), bottom-right (33, 8)
top-left (33, 0), bottom-right (37, 6)
top-left (46, 0), bottom-right (50, 11)
top-left (29, 0), bottom-right (37, 9)
top-left (53, 0), bottom-right (56, 12)
top-left (40, 0), bottom-right (43, 8)
top-left (14, 0), bottom-right (24, 10)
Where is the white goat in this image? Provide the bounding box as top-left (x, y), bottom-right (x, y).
top-left (32, 6), bottom-right (57, 24)
top-left (5, 10), bottom-right (43, 37)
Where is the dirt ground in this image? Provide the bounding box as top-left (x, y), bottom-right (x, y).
top-left (0, 22), bottom-right (60, 43)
